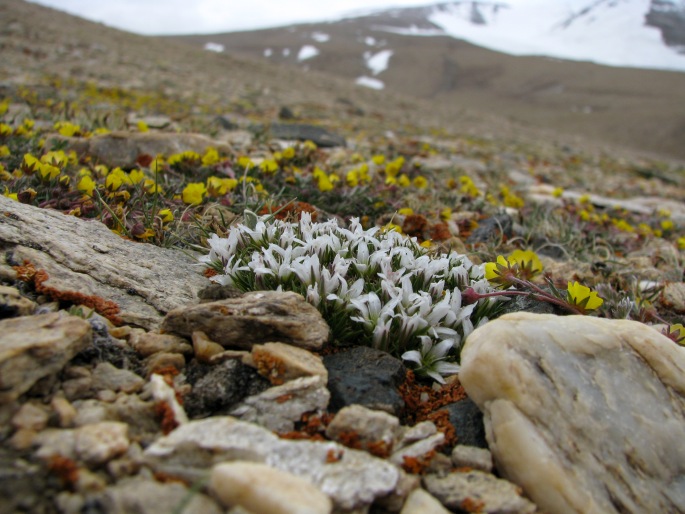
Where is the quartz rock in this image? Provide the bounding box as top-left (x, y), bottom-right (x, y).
top-left (451, 445), bottom-right (493, 473)
top-left (74, 421), bottom-right (129, 465)
top-left (401, 488), bottom-right (451, 514)
top-left (144, 416), bottom-right (399, 510)
top-left (162, 291), bottom-right (330, 351)
top-left (326, 404), bottom-right (400, 453)
top-left (246, 341), bottom-right (328, 384)
top-left (460, 312), bottom-right (685, 514)
top-left (0, 312), bottom-right (91, 403)
top-left (210, 461), bottom-right (332, 514)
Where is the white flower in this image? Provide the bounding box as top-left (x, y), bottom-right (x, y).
top-left (402, 336), bottom-right (460, 384)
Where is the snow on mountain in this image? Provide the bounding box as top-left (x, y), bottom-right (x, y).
top-left (377, 0), bottom-right (685, 72)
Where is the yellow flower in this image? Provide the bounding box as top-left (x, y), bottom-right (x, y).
top-left (0, 123), bottom-right (13, 137)
top-left (137, 120), bottom-right (149, 132)
top-left (413, 175), bottom-right (428, 189)
top-left (552, 187), bottom-right (564, 198)
top-left (38, 163), bottom-right (60, 181)
top-left (566, 281), bottom-right (603, 312)
top-left (665, 324), bottom-right (685, 345)
top-left (182, 182), bottom-right (207, 205)
top-left (202, 147), bottom-right (220, 166)
top-left (94, 164), bottom-right (109, 177)
top-left (41, 150), bottom-right (68, 168)
top-left (398, 208), bottom-right (414, 216)
top-left (440, 208), bottom-right (452, 221)
top-left (660, 219), bottom-right (674, 231)
top-left (0, 100), bottom-right (7, 116)
top-left (612, 219), bottom-right (634, 233)
top-left (303, 140), bottom-right (317, 152)
top-left (282, 147), bottom-right (296, 160)
top-left (385, 156), bottom-right (404, 178)
top-left (260, 159), bottom-right (279, 173)
top-left (158, 209), bottom-right (174, 223)
top-left (313, 167), bottom-right (334, 192)
top-left (237, 156), bottom-right (254, 169)
top-left (144, 179), bottom-right (164, 195)
top-left (129, 169), bottom-right (145, 184)
top-left (346, 169), bottom-right (359, 187)
top-left (485, 255), bottom-right (512, 287)
top-left (0, 145), bottom-right (9, 157)
top-left (54, 121), bottom-right (81, 137)
top-left (508, 250), bottom-right (543, 278)
top-left (206, 176), bottom-right (237, 196)
top-left (398, 174), bottom-right (411, 187)
top-left (420, 240), bottom-right (432, 248)
top-left (678, 237), bottom-right (685, 250)
top-left (3, 188), bottom-right (18, 201)
top-left (77, 175), bottom-right (96, 196)
top-left (579, 194), bottom-right (591, 205)
top-left (168, 151), bottom-right (200, 166)
top-left (459, 176), bottom-right (480, 197)
top-left (382, 223), bottom-right (402, 234)
top-left (372, 154), bottom-right (386, 165)
top-left (105, 167), bottom-right (130, 191)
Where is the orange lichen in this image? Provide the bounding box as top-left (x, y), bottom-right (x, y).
top-left (401, 450), bottom-right (436, 475)
top-left (278, 412), bottom-right (333, 441)
top-left (13, 260), bottom-right (123, 325)
top-left (154, 400), bottom-right (179, 435)
top-left (47, 455), bottom-right (79, 487)
top-left (253, 350), bottom-right (287, 385)
top-left (326, 449), bottom-right (344, 463)
top-left (429, 222), bottom-right (452, 241)
top-left (402, 214), bottom-right (428, 238)
top-left (203, 268), bottom-right (218, 279)
top-left (275, 393), bottom-right (294, 403)
top-left (336, 430), bottom-right (362, 449)
top-left (460, 496), bottom-right (486, 513)
top-left (366, 440), bottom-right (392, 459)
top-left (153, 471), bottom-right (189, 485)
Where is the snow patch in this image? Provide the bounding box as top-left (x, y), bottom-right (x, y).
top-left (204, 42), bottom-right (224, 53)
top-left (364, 49), bottom-right (393, 75)
top-left (297, 45), bottom-right (320, 61)
top-left (264, 48), bottom-right (273, 57)
top-left (355, 76), bottom-right (385, 89)
top-left (311, 32), bottom-right (330, 43)
top-left (282, 48), bottom-right (290, 57)
top-left (364, 36), bottom-right (377, 46)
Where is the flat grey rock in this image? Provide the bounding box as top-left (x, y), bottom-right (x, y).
top-left (460, 312), bottom-right (685, 514)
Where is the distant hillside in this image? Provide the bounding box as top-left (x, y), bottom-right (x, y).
top-left (166, 2), bottom-right (685, 161)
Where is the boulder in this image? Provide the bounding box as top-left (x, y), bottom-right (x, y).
top-left (460, 312), bottom-right (685, 514)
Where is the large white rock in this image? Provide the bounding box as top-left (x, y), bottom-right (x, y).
top-left (459, 312), bottom-right (685, 514)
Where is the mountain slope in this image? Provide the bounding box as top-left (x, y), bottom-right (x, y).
top-left (167, 3), bottom-right (685, 160)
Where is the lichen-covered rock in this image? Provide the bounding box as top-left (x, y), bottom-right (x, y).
top-left (460, 312), bottom-right (685, 514)
top-left (161, 291), bottom-right (330, 351)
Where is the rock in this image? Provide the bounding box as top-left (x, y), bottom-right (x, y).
top-left (451, 445), bottom-right (494, 473)
top-left (210, 461), bottom-right (332, 514)
top-left (11, 402), bottom-right (50, 431)
top-left (325, 404), bottom-right (400, 454)
top-left (444, 398), bottom-right (488, 448)
top-left (246, 342), bottom-right (328, 384)
top-left (460, 312), bottom-right (685, 514)
top-left (149, 373), bottom-right (188, 427)
top-left (183, 359), bottom-right (270, 418)
top-left (229, 375), bottom-right (330, 432)
top-left (125, 113), bottom-right (173, 129)
top-left (396, 421), bottom-right (438, 449)
top-left (424, 470), bottom-right (537, 514)
top-left (0, 312), bottom-right (91, 403)
top-left (92, 362), bottom-right (145, 394)
top-left (144, 416), bottom-right (399, 510)
top-left (660, 281), bottom-right (685, 313)
top-left (74, 421), bottom-right (129, 466)
top-left (0, 195), bottom-right (207, 330)
top-left (401, 488), bottom-right (451, 514)
top-left (466, 214), bottom-right (514, 245)
top-left (95, 477), bottom-right (223, 514)
top-left (161, 291), bottom-right (330, 351)
top-left (62, 131), bottom-right (232, 169)
top-left (129, 331), bottom-right (192, 357)
top-left (51, 395), bottom-right (78, 427)
top-left (0, 450), bottom-right (49, 514)
top-left (143, 352), bottom-right (185, 376)
top-left (0, 285), bottom-right (36, 318)
top-left (323, 346), bottom-right (406, 416)
top-left (267, 123), bottom-right (346, 148)
top-left (191, 330), bottom-right (225, 362)
top-left (390, 432), bottom-right (445, 467)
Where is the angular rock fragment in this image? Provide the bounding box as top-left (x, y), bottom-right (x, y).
top-left (246, 342), bottom-right (328, 384)
top-left (460, 312), bottom-right (685, 514)
top-left (0, 312), bottom-right (91, 403)
top-left (144, 416), bottom-right (399, 510)
top-left (161, 291), bottom-right (330, 350)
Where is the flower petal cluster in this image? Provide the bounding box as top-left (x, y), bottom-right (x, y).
top-left (202, 212), bottom-right (501, 382)
top-left (566, 281), bottom-right (604, 312)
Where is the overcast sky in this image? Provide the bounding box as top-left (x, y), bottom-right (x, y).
top-left (27, 0), bottom-right (445, 35)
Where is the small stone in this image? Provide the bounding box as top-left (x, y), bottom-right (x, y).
top-left (143, 352), bottom-right (185, 376)
top-left (267, 123), bottom-right (346, 148)
top-left (660, 281), bottom-right (685, 313)
top-left (396, 421), bottom-right (438, 450)
top-left (451, 445), bottom-right (493, 473)
top-left (162, 291), bottom-right (330, 351)
top-left (192, 330), bottom-right (226, 362)
top-left (247, 342), bottom-right (328, 384)
top-left (210, 461), bottom-right (332, 514)
top-left (95, 477), bottom-right (223, 514)
top-left (324, 346), bottom-right (406, 415)
top-left (92, 362), bottom-right (145, 394)
top-left (444, 398), bottom-right (488, 448)
top-left (51, 395), bottom-right (78, 427)
top-left (130, 330), bottom-right (193, 357)
top-left (460, 313), bottom-right (685, 514)
top-left (11, 402), bottom-right (50, 431)
top-left (230, 375), bottom-right (330, 432)
top-left (424, 470), bottom-right (537, 514)
top-left (35, 428), bottom-right (77, 460)
top-left (62, 377), bottom-right (94, 401)
top-left (325, 404), bottom-right (400, 453)
top-left (0, 312), bottom-right (92, 403)
top-left (401, 488), bottom-right (451, 514)
top-left (74, 421), bottom-right (129, 465)
top-left (0, 285), bottom-right (36, 318)
top-left (9, 428), bottom-right (39, 450)
top-left (390, 433), bottom-right (445, 466)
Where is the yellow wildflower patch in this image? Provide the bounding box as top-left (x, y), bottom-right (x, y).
top-left (182, 182), bottom-right (207, 205)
